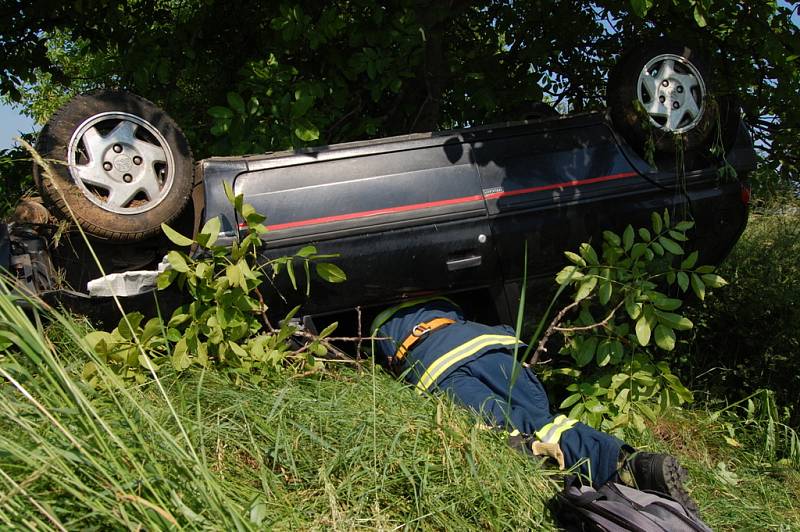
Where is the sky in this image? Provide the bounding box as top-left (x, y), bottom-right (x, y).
top-left (0, 102), bottom-right (36, 150)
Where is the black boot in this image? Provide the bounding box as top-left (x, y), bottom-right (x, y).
top-left (621, 451), bottom-right (699, 515)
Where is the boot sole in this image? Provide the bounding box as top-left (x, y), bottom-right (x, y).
top-left (660, 455), bottom-right (700, 516)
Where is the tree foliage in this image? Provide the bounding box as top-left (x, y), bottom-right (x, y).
top-left (1, 0), bottom-right (798, 182)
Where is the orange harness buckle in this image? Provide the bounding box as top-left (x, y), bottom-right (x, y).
top-left (391, 317), bottom-right (455, 365)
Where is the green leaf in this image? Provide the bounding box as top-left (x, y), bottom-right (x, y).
top-left (654, 324), bottom-right (676, 351)
top-left (693, 4), bottom-right (707, 27)
top-left (167, 251), bottom-right (189, 273)
top-left (564, 251), bottom-right (586, 266)
top-left (622, 225), bottom-right (634, 251)
top-left (157, 269), bottom-right (177, 290)
top-left (84, 331), bottom-right (116, 355)
top-left (603, 230), bottom-right (621, 246)
top-left (675, 221), bottom-right (695, 231)
top-left (227, 92), bottom-right (246, 114)
top-left (598, 280), bottom-right (612, 305)
top-left (668, 229), bottom-right (688, 242)
top-left (596, 340), bottom-right (612, 367)
top-left (294, 119), bottom-right (320, 142)
top-left (560, 393), bottom-right (582, 409)
top-left (651, 211), bottom-right (662, 234)
top-left (635, 316), bottom-right (651, 346)
top-left (161, 224), bottom-right (194, 247)
top-left (555, 266), bottom-right (584, 284)
top-left (691, 273), bottom-right (706, 301)
top-left (625, 293), bottom-right (642, 320)
top-left (680, 251), bottom-right (699, 269)
top-left (655, 310), bottom-right (693, 330)
top-left (316, 263), bottom-right (347, 283)
top-left (579, 243), bottom-right (599, 265)
top-left (663, 208), bottom-right (670, 228)
top-left (631, 243), bottom-right (647, 260)
top-left (297, 245), bottom-right (317, 258)
top-left (638, 227), bottom-right (651, 241)
top-left (198, 217), bottom-right (221, 248)
top-left (575, 276), bottom-right (597, 301)
top-left (318, 321), bottom-right (338, 339)
top-left (172, 338), bottom-right (192, 371)
top-left (629, 0), bottom-right (653, 18)
top-left (575, 337), bottom-right (598, 367)
top-left (651, 242), bottom-right (664, 256)
top-left (223, 181), bottom-right (236, 205)
top-left (701, 274), bottom-right (728, 288)
top-left (677, 271), bottom-right (690, 292)
top-left (226, 263), bottom-right (243, 289)
top-left (610, 340), bottom-right (624, 363)
top-left (653, 297), bottom-right (681, 311)
top-left (241, 203), bottom-right (267, 225)
top-left (286, 259), bottom-right (297, 289)
top-left (208, 106), bottom-right (233, 119)
top-left (658, 236), bottom-right (684, 255)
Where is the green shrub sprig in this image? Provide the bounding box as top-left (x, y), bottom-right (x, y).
top-left (83, 183), bottom-right (346, 385)
top-left (539, 210), bottom-right (727, 434)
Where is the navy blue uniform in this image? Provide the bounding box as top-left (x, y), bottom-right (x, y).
top-left (372, 297), bottom-right (626, 486)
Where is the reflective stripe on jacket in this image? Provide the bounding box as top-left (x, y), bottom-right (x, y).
top-left (373, 298), bottom-right (521, 391)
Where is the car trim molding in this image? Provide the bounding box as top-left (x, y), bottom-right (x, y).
top-left (251, 171), bottom-right (639, 232)
top-left (483, 171), bottom-right (638, 200)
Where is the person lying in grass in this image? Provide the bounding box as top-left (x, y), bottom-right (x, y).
top-left (371, 296), bottom-right (698, 513)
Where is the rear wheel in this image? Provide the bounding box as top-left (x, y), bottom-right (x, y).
top-left (608, 40), bottom-right (725, 156)
top-left (34, 91), bottom-right (194, 242)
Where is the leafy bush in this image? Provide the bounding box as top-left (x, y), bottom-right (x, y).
top-left (83, 183), bottom-right (346, 385)
top-left (0, 140), bottom-right (36, 217)
top-left (680, 198), bottom-right (800, 427)
top-left (534, 210), bottom-right (726, 434)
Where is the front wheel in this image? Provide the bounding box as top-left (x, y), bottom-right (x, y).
top-left (608, 40), bottom-right (725, 156)
top-left (34, 91), bottom-right (194, 242)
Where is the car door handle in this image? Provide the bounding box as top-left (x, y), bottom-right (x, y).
top-left (447, 255), bottom-right (482, 271)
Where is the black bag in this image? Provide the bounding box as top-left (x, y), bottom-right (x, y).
top-left (554, 476), bottom-right (713, 532)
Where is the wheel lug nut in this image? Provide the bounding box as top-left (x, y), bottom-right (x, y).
top-left (133, 156), bottom-right (142, 165)
top-left (676, 86), bottom-right (684, 93)
top-left (659, 95), bottom-right (666, 104)
top-left (113, 144), bottom-right (123, 153)
top-left (103, 162), bottom-right (113, 171)
top-left (123, 174), bottom-right (133, 183)
top-left (661, 80), bottom-right (669, 87)
top-left (672, 101), bottom-right (680, 109)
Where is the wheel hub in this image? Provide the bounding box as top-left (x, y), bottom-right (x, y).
top-left (636, 53), bottom-right (706, 134)
top-left (113, 154), bottom-right (134, 173)
top-left (67, 112), bottom-right (175, 215)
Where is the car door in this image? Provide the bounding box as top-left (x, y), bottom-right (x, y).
top-left (471, 114), bottom-right (648, 286)
top-left (230, 135), bottom-right (500, 314)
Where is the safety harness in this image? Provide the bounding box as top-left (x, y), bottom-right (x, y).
top-left (391, 317), bottom-right (456, 365)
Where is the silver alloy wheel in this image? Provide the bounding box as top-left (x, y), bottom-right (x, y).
top-left (636, 53), bottom-right (706, 134)
top-left (66, 112), bottom-right (176, 214)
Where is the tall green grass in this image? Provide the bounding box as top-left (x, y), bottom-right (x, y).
top-left (0, 289), bottom-right (558, 529)
top-left (683, 198), bottom-right (800, 427)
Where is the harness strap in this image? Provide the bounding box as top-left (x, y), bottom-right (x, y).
top-left (392, 317), bottom-right (455, 364)
top-left (415, 334), bottom-right (520, 394)
top-left (535, 414), bottom-right (579, 444)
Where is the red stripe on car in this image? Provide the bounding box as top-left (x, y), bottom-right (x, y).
top-left (483, 171), bottom-right (638, 200)
top-left (237, 171), bottom-right (639, 231)
top-left (264, 194), bottom-right (485, 231)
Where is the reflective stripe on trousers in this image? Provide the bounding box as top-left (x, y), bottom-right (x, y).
top-left (535, 414), bottom-right (578, 444)
top-left (415, 334), bottom-right (519, 393)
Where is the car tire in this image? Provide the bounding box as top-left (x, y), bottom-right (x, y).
top-left (608, 40), bottom-right (724, 156)
top-left (34, 90), bottom-right (194, 242)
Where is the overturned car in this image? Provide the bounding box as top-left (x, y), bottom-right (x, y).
top-left (1, 41), bottom-right (755, 324)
